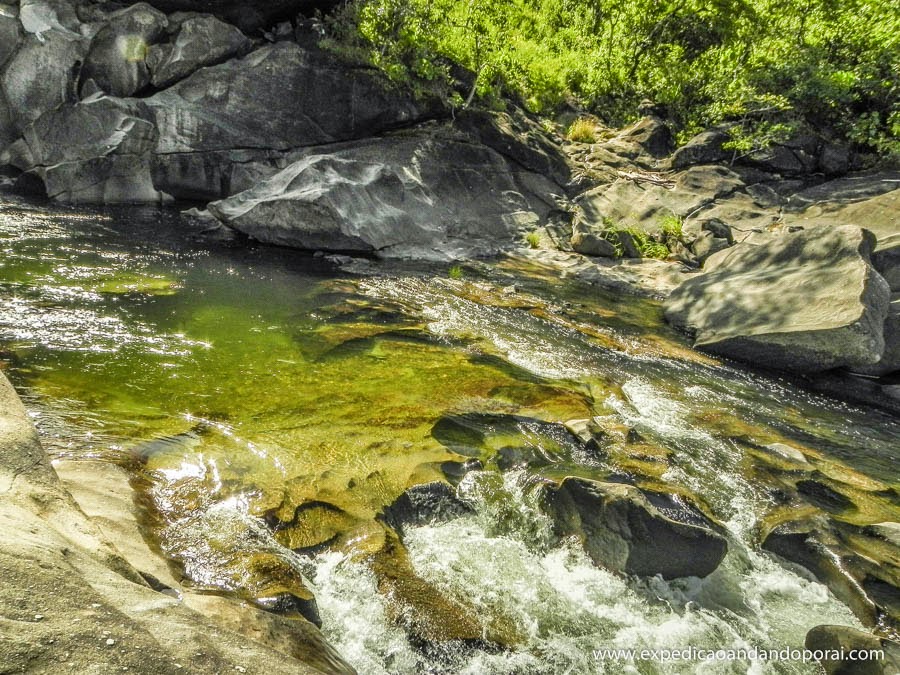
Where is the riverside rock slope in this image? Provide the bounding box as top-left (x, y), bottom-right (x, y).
top-left (0, 371), bottom-right (354, 674)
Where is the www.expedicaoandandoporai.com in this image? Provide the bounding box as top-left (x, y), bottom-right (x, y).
top-left (592, 646), bottom-right (886, 665)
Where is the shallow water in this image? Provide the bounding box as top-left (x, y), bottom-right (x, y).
top-left (1, 193), bottom-right (898, 673)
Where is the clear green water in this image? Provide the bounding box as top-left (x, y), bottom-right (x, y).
top-left (1, 193), bottom-right (898, 673)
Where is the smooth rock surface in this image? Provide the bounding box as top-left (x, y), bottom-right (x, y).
top-left (21, 96), bottom-right (166, 202)
top-left (208, 132), bottom-right (550, 259)
top-left (665, 225), bottom-right (891, 372)
top-left (805, 626), bottom-right (900, 675)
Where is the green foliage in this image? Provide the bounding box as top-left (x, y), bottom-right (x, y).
top-left (658, 214), bottom-right (683, 241)
top-left (448, 265), bottom-right (464, 280)
top-left (525, 231), bottom-right (541, 249)
top-left (325, 0), bottom-right (899, 156)
top-left (567, 118), bottom-right (599, 143)
top-left (601, 221), bottom-right (672, 259)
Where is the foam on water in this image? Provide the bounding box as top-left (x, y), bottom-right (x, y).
top-left (311, 511), bottom-right (861, 674)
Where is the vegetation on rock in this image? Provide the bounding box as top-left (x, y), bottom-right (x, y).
top-left (324, 0), bottom-right (899, 156)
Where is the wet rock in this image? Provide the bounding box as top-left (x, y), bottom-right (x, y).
top-left (20, 97), bottom-right (166, 203)
top-left (369, 531), bottom-right (521, 648)
top-left (381, 481), bottom-right (475, 534)
top-left (763, 515), bottom-right (900, 630)
top-left (79, 3), bottom-right (169, 97)
top-left (805, 625), bottom-right (900, 675)
top-left (1, 31), bottom-right (85, 133)
top-left (671, 127), bottom-right (730, 169)
top-left (571, 231), bottom-right (617, 257)
top-left (146, 14), bottom-right (251, 89)
top-left (207, 131), bottom-right (552, 259)
top-left (665, 225), bottom-right (891, 372)
top-left (796, 479), bottom-right (855, 512)
top-left (0, 372), bottom-right (347, 674)
top-left (541, 477), bottom-right (728, 579)
top-left (765, 442), bottom-right (808, 464)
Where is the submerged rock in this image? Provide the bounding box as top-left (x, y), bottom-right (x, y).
top-left (665, 225), bottom-right (891, 372)
top-left (541, 477), bottom-right (728, 579)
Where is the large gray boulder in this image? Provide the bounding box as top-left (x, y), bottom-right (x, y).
top-left (146, 14), bottom-right (250, 89)
top-left (665, 225), bottom-right (891, 372)
top-left (21, 96), bottom-right (166, 202)
top-left (540, 477), bottom-right (727, 579)
top-left (79, 3), bottom-right (169, 97)
top-left (1, 31), bottom-right (85, 132)
top-left (207, 132), bottom-right (549, 259)
top-left (147, 42), bottom-right (433, 199)
top-left (148, 42), bottom-right (429, 155)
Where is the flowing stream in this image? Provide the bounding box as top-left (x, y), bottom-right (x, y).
top-left (1, 193), bottom-right (897, 674)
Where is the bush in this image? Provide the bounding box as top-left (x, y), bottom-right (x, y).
top-left (567, 118), bottom-right (599, 143)
top-left (323, 0), bottom-right (899, 157)
top-left (525, 231), bottom-right (541, 248)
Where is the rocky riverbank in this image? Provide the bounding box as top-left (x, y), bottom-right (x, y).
top-left (1, 1), bottom-right (899, 672)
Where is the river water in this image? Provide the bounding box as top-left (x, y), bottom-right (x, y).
top-left (1, 193), bottom-right (897, 674)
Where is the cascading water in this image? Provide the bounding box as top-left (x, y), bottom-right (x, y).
top-left (1, 193), bottom-right (897, 674)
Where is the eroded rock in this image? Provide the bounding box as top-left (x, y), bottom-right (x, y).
top-left (665, 225), bottom-right (891, 372)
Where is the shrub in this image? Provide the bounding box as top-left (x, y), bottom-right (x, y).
top-left (448, 265), bottom-right (464, 280)
top-left (567, 118), bottom-right (598, 143)
top-left (525, 231), bottom-right (541, 248)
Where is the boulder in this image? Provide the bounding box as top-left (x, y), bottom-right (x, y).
top-left (1, 31), bottom-right (85, 132)
top-left (541, 477), bottom-right (727, 579)
top-left (207, 132), bottom-right (551, 259)
top-left (20, 96), bottom-right (166, 202)
top-left (79, 3), bottom-right (169, 97)
top-left (819, 143), bottom-right (851, 176)
top-left (146, 14), bottom-right (251, 89)
top-left (805, 626), bottom-right (900, 675)
top-left (690, 230), bottom-right (731, 265)
top-left (571, 231), bottom-right (617, 257)
top-left (601, 115), bottom-right (673, 161)
top-left (664, 225), bottom-right (891, 372)
top-left (381, 481), bottom-right (474, 534)
top-left (671, 127), bottom-right (730, 168)
top-left (148, 42), bottom-right (429, 156)
top-left (577, 165), bottom-right (746, 235)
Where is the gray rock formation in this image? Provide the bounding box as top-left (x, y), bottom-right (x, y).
top-left (21, 96), bottom-right (166, 202)
top-left (541, 477), bottom-right (728, 579)
top-left (207, 132), bottom-right (554, 259)
top-left (665, 225), bottom-right (891, 372)
top-left (146, 13), bottom-right (250, 89)
top-left (79, 3), bottom-right (169, 97)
